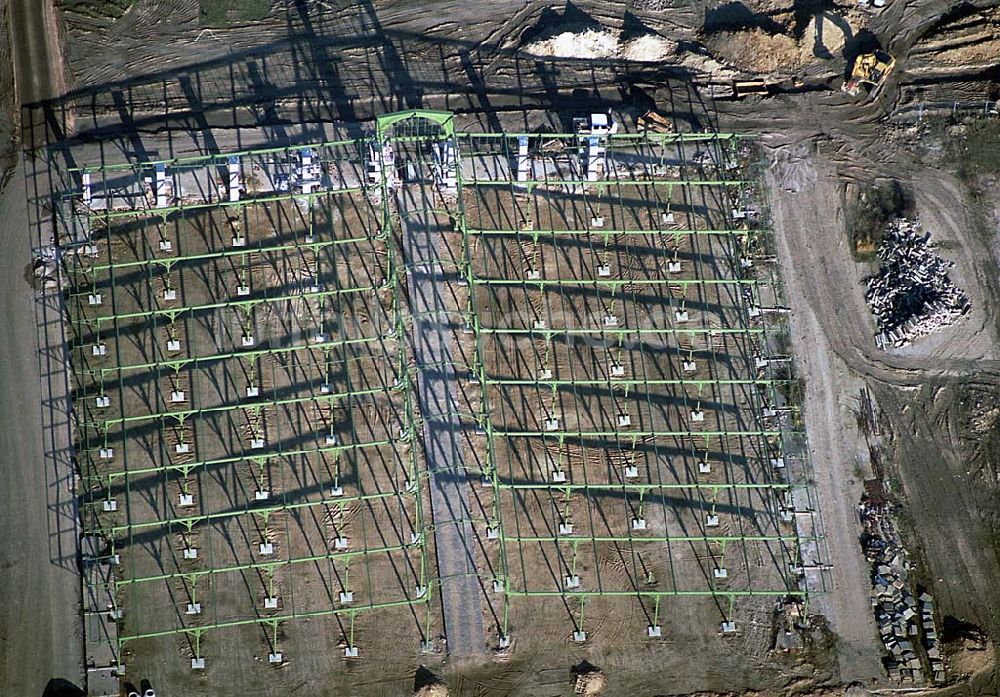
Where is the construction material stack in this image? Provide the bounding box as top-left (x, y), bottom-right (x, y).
top-left (865, 218), bottom-right (970, 348)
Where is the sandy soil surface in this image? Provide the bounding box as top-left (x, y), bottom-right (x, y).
top-left (1, 0), bottom-right (84, 693)
top-left (759, 121), bottom-right (1000, 692)
top-left (0, 1), bottom-right (18, 176)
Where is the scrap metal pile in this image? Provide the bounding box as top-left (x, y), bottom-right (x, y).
top-left (860, 494), bottom-right (943, 683)
top-left (866, 218), bottom-right (970, 349)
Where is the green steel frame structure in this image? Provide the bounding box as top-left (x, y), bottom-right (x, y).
top-left (68, 139), bottom-right (429, 667)
top-left (64, 110), bottom-right (821, 667)
top-left (451, 127), bottom-right (817, 643)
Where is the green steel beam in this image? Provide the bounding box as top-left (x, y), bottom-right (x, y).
top-left (90, 438), bottom-right (396, 482)
top-left (99, 488), bottom-right (411, 537)
top-left (477, 326), bottom-right (763, 335)
top-left (117, 596), bottom-right (426, 645)
top-left (464, 178), bottom-right (745, 187)
top-left (493, 430), bottom-right (781, 438)
top-left (376, 109), bottom-right (455, 139)
top-left (70, 284), bottom-right (378, 327)
top-left (89, 186), bottom-right (364, 222)
top-left (68, 137), bottom-right (362, 174)
top-left (67, 120), bottom-right (815, 655)
top-left (465, 228), bottom-right (749, 236)
top-left (67, 235), bottom-right (373, 275)
top-left (506, 534), bottom-right (804, 543)
top-left (115, 541), bottom-right (419, 589)
top-left (80, 383), bottom-right (393, 429)
top-left (499, 482), bottom-right (791, 491)
top-left (71, 126), bottom-right (435, 661)
top-left (74, 335), bottom-right (383, 378)
top-left (469, 277), bottom-right (758, 288)
top-left (506, 589), bottom-right (803, 598)
top-left (483, 378), bottom-right (781, 387)
top-left (458, 132), bottom-right (740, 141)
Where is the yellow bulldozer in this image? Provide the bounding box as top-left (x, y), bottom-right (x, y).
top-left (844, 49), bottom-right (896, 97)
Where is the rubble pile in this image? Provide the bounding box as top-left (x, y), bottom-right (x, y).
top-left (771, 597), bottom-right (806, 652)
top-left (865, 218), bottom-right (970, 349)
top-left (860, 494), bottom-right (944, 683)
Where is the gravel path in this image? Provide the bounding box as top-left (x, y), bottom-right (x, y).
top-left (397, 167), bottom-right (486, 657)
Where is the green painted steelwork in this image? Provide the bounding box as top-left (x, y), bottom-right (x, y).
top-left (65, 111), bottom-right (819, 659)
top-left (376, 109), bottom-right (455, 140)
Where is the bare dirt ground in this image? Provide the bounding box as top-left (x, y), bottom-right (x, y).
top-left (730, 61), bottom-right (1000, 697)
top-left (6, 0), bottom-right (1000, 694)
top-left (9, 0), bottom-right (65, 105)
top-left (0, 159), bottom-right (85, 695)
top-left (765, 151), bottom-right (885, 687)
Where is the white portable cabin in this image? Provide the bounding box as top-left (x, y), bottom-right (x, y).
top-left (590, 113), bottom-right (610, 135)
top-left (299, 147), bottom-right (320, 194)
top-left (367, 142), bottom-right (381, 184)
top-left (227, 156), bottom-right (241, 202)
top-left (81, 171), bottom-right (93, 205)
top-left (154, 162), bottom-right (167, 208)
top-left (381, 143), bottom-right (397, 188)
top-left (516, 135), bottom-right (529, 183)
top-left (585, 136), bottom-right (605, 182)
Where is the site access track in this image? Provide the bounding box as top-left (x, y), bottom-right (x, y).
top-left (394, 140), bottom-right (487, 657)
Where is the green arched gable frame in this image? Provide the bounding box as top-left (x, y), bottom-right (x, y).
top-left (375, 110), bottom-right (455, 140)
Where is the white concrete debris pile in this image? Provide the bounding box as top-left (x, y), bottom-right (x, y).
top-left (865, 218), bottom-right (970, 349)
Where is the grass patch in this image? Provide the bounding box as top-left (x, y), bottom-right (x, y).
top-left (57, 0), bottom-right (132, 20)
top-left (956, 119), bottom-right (1000, 179)
top-left (845, 179), bottom-right (912, 261)
top-left (200, 0), bottom-right (270, 27)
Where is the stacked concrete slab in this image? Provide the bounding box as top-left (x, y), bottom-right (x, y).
top-left (859, 495), bottom-right (943, 684)
top-left (919, 592), bottom-right (946, 682)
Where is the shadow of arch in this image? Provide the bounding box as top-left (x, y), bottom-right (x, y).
top-left (811, 11), bottom-right (853, 60)
top-left (414, 665), bottom-right (445, 691)
top-left (41, 679), bottom-right (85, 697)
top-left (703, 2), bottom-right (786, 36)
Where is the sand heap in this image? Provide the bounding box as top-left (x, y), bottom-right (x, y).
top-left (706, 28), bottom-right (805, 73)
top-left (523, 28), bottom-right (675, 62)
top-left (413, 684), bottom-right (448, 697)
top-left (573, 669), bottom-right (607, 696)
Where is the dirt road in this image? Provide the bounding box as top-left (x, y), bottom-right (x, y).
top-left (766, 153), bottom-right (885, 685)
top-left (9, 0), bottom-right (63, 105)
top-left (0, 1), bottom-right (83, 693)
top-left (0, 160), bottom-right (84, 694)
